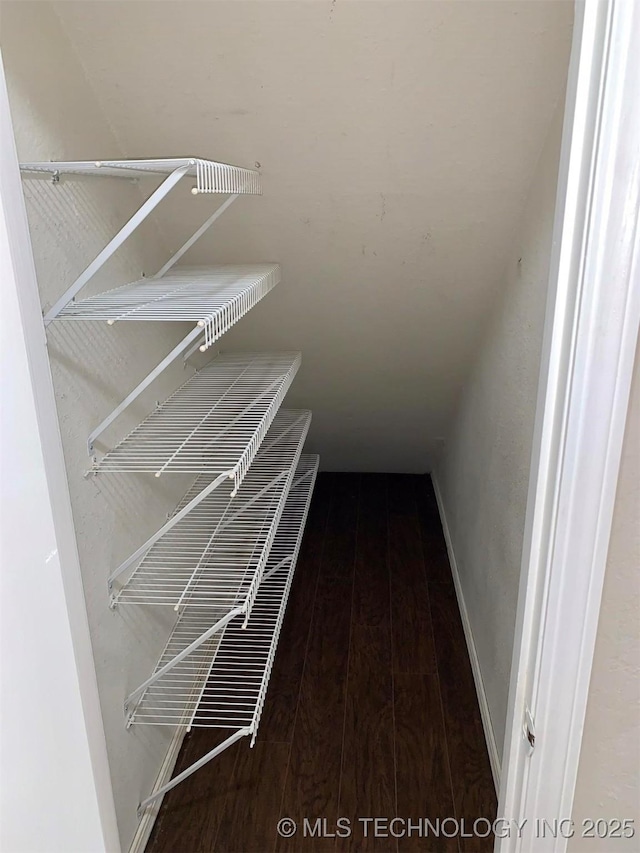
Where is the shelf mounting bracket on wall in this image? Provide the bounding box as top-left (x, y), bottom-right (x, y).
top-left (137, 728), bottom-right (251, 819)
top-left (124, 605), bottom-right (244, 725)
top-left (88, 325), bottom-right (203, 456)
top-left (107, 409), bottom-right (306, 597)
top-left (44, 165), bottom-right (190, 323)
top-left (19, 157), bottom-right (260, 323)
top-left (172, 469), bottom-right (289, 614)
top-left (151, 192), bottom-right (239, 280)
top-left (83, 186), bottom-right (240, 454)
top-left (83, 264), bottom-right (280, 456)
top-left (20, 159), bottom-right (266, 452)
top-left (107, 469), bottom-right (231, 594)
top-left (132, 456), bottom-right (318, 818)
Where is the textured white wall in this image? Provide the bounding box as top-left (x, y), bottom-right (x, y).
top-left (0, 59), bottom-right (116, 853)
top-left (52, 0), bottom-right (574, 472)
top-left (1, 4), bottom-right (197, 849)
top-left (434, 100), bottom-right (565, 764)
top-left (570, 343), bottom-right (640, 851)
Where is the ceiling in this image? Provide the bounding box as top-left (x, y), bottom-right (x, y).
top-left (53, 0), bottom-right (573, 471)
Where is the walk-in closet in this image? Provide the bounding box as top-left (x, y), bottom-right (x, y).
top-left (1, 2), bottom-right (576, 851)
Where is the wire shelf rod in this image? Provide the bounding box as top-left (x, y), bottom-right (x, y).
top-left (88, 324), bottom-right (202, 456)
top-left (105, 356), bottom-right (302, 589)
top-left (153, 360), bottom-right (255, 477)
top-left (124, 606), bottom-right (243, 714)
top-left (80, 266), bottom-right (281, 455)
top-left (261, 554), bottom-right (293, 584)
top-left (107, 470), bottom-right (230, 591)
top-left (60, 264), bottom-right (280, 346)
top-left (110, 411), bottom-right (311, 615)
top-left (153, 194), bottom-right (239, 279)
top-left (20, 158), bottom-right (261, 195)
top-left (95, 350), bottom-right (299, 481)
top-left (137, 727), bottom-right (251, 818)
top-left (172, 469), bottom-right (289, 613)
top-left (43, 166), bottom-right (189, 323)
top-left (129, 455), bottom-right (318, 731)
top-left (131, 456), bottom-right (319, 815)
top-left (197, 375), bottom-right (286, 456)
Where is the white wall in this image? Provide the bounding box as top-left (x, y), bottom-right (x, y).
top-left (569, 342), bottom-right (640, 851)
top-left (0, 58), bottom-right (117, 853)
top-left (1, 4), bottom-right (197, 849)
top-left (434, 99), bottom-right (565, 766)
top-left (51, 0), bottom-right (574, 472)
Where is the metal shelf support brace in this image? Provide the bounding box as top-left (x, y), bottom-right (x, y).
top-left (137, 727), bottom-right (251, 818)
top-left (152, 193), bottom-right (238, 279)
top-left (124, 606), bottom-right (243, 719)
top-left (88, 325), bottom-right (204, 455)
top-left (85, 197), bottom-right (241, 454)
top-left (44, 165), bottom-right (190, 324)
top-left (107, 470), bottom-right (231, 594)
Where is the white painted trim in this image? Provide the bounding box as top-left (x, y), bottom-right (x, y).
top-left (498, 1), bottom-right (640, 850)
top-left (128, 729), bottom-right (186, 853)
top-left (431, 475), bottom-right (501, 793)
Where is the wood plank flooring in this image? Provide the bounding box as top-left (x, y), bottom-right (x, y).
top-left (146, 474), bottom-right (497, 853)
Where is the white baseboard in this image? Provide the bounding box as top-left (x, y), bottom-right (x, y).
top-left (128, 728), bottom-right (186, 853)
top-left (431, 475), bottom-right (501, 793)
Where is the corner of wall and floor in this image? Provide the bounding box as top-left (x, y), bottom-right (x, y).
top-left (430, 476), bottom-right (502, 792)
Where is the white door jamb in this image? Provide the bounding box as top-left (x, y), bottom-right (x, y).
top-left (497, 1), bottom-right (640, 850)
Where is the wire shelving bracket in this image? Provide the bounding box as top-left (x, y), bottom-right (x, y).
top-left (96, 350), bottom-right (299, 472)
top-left (19, 158), bottom-right (262, 191)
top-left (19, 157), bottom-right (262, 324)
top-left (133, 454), bottom-right (319, 818)
top-left (21, 158), bottom-right (269, 455)
top-left (121, 416), bottom-right (312, 729)
top-left (111, 409), bottom-right (311, 619)
top-left (19, 154), bottom-right (319, 833)
top-left (80, 265), bottom-right (282, 454)
top-left (103, 357), bottom-right (303, 591)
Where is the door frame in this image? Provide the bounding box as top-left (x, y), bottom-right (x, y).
top-left (497, 1), bottom-right (640, 850)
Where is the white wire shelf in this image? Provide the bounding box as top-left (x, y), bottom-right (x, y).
top-left (94, 351), bottom-right (300, 486)
top-left (59, 264), bottom-right (279, 347)
top-left (128, 454), bottom-right (319, 731)
top-left (80, 266), bottom-right (281, 456)
top-left (19, 157), bottom-right (261, 194)
top-left (112, 410), bottom-right (312, 615)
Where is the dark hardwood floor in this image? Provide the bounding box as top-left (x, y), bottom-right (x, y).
top-left (146, 474), bottom-right (497, 853)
